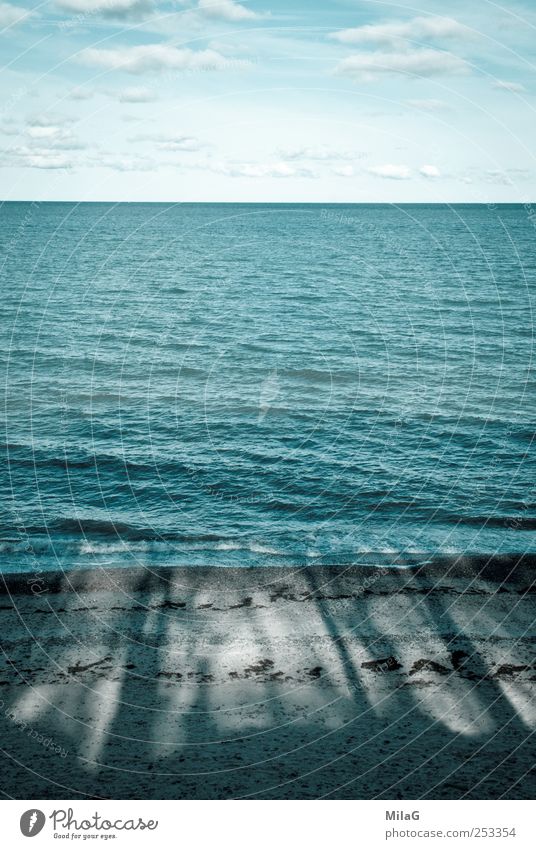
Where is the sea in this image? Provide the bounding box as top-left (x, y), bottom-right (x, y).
top-left (1, 202), bottom-right (534, 572)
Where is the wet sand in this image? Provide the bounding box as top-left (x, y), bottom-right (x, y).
top-left (0, 556), bottom-right (535, 799)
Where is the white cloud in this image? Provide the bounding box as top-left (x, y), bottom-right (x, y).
top-left (331, 16), bottom-right (471, 47)
top-left (0, 2), bottom-right (31, 27)
top-left (130, 132), bottom-right (203, 151)
top-left (4, 146), bottom-right (74, 169)
top-left (3, 143), bottom-right (157, 172)
top-left (158, 139), bottom-right (201, 151)
top-left (80, 44), bottom-right (249, 74)
top-left (68, 88), bottom-right (94, 100)
top-left (487, 171), bottom-right (512, 185)
top-left (23, 115), bottom-right (85, 150)
top-left (420, 164), bottom-right (441, 178)
top-left (406, 98), bottom-right (449, 111)
top-left (279, 145), bottom-right (359, 162)
top-left (335, 49), bottom-right (469, 81)
top-left (0, 121), bottom-right (20, 136)
top-left (118, 86), bottom-right (158, 102)
top-left (27, 127), bottom-right (85, 149)
top-left (462, 168), bottom-right (531, 186)
top-left (55, 0), bottom-right (150, 18)
top-left (202, 159), bottom-right (314, 178)
top-left (493, 80), bottom-right (526, 93)
top-left (28, 113), bottom-right (73, 128)
top-left (98, 153), bottom-right (155, 170)
top-left (484, 169), bottom-right (522, 185)
top-left (368, 163), bottom-right (411, 179)
top-left (28, 126), bottom-right (63, 139)
top-left (26, 154), bottom-right (73, 169)
top-left (333, 165), bottom-right (355, 177)
top-left (197, 0), bottom-right (257, 21)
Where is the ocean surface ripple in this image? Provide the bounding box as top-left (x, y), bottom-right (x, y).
top-left (1, 202), bottom-right (534, 571)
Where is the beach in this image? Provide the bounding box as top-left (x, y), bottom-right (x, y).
top-left (1, 556), bottom-right (534, 799)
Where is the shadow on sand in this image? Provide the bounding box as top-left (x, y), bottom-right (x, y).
top-left (0, 557), bottom-right (535, 799)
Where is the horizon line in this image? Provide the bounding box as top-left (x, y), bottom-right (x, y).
top-left (1, 200), bottom-right (533, 206)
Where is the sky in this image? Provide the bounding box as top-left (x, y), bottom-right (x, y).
top-left (0, 0), bottom-right (535, 201)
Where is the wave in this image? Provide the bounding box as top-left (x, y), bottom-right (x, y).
top-left (1, 443), bottom-right (195, 476)
top-left (277, 367), bottom-right (354, 385)
top-left (449, 515), bottom-right (536, 530)
top-left (2, 518), bottom-right (227, 543)
top-left (0, 531), bottom-right (288, 564)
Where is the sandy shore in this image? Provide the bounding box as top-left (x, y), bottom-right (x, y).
top-left (0, 556), bottom-right (535, 799)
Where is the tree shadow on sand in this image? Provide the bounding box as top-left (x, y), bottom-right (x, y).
top-left (0, 557), bottom-right (535, 799)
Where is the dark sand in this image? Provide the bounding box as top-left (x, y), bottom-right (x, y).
top-left (0, 556), bottom-right (535, 799)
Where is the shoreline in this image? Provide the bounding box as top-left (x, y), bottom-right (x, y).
top-left (0, 557), bottom-right (534, 799)
top-left (1, 551), bottom-right (535, 595)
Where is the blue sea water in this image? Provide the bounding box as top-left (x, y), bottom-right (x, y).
top-left (1, 202), bottom-right (534, 572)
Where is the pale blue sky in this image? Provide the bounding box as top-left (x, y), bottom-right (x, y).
top-left (1, 0), bottom-right (535, 200)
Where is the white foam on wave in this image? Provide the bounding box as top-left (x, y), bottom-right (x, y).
top-left (248, 542), bottom-right (282, 555)
top-left (214, 540), bottom-right (281, 556)
top-left (214, 541), bottom-right (242, 552)
top-left (79, 541), bottom-right (146, 555)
